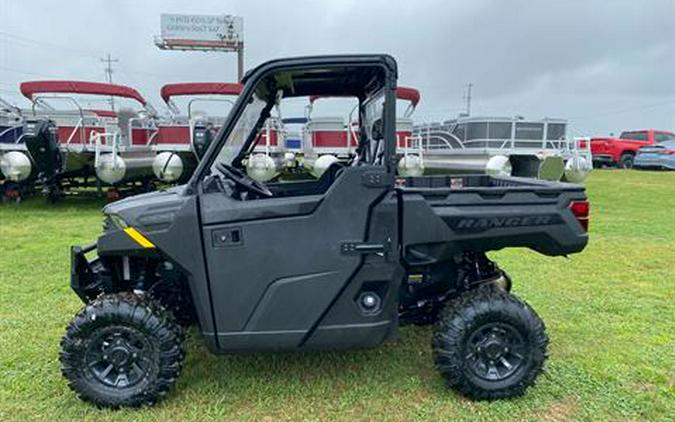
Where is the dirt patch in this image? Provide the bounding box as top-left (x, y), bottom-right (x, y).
top-left (539, 398), bottom-right (579, 422)
top-left (629, 381), bottom-right (658, 393)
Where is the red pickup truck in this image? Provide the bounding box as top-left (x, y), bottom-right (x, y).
top-left (591, 129), bottom-right (675, 168)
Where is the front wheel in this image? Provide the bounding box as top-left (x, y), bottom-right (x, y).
top-left (432, 286), bottom-right (548, 400)
top-left (60, 293), bottom-right (185, 407)
top-left (619, 153), bottom-right (634, 169)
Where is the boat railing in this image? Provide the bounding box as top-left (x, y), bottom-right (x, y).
top-left (0, 125), bottom-right (22, 144)
top-left (145, 129), bottom-right (160, 146)
top-left (398, 134), bottom-right (425, 159)
top-left (66, 118), bottom-right (85, 144)
top-left (413, 128), bottom-right (464, 151)
top-left (90, 130), bottom-right (121, 170)
top-left (261, 119), bottom-right (271, 155)
top-left (347, 105), bottom-right (360, 154)
top-left (187, 98), bottom-right (234, 120)
top-left (31, 95), bottom-right (94, 144)
top-left (414, 124), bottom-right (590, 157)
top-left (127, 116), bottom-right (158, 147)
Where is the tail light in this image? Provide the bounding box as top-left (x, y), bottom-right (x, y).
top-left (569, 200), bottom-right (590, 232)
top-left (656, 150), bottom-right (675, 155)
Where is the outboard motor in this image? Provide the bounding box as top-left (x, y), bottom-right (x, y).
top-left (192, 120), bottom-right (216, 160)
top-left (23, 119), bottom-right (61, 181)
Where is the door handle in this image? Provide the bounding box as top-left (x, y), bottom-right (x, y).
top-left (341, 242), bottom-right (388, 255)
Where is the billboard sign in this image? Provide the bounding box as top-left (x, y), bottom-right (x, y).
top-left (160, 14), bottom-right (243, 46)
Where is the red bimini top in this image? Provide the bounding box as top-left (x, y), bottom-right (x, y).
top-left (20, 80), bottom-right (147, 105)
top-left (395, 87), bottom-right (420, 107)
top-left (308, 86), bottom-right (420, 107)
top-left (85, 109), bottom-right (118, 118)
top-left (160, 82), bottom-right (243, 104)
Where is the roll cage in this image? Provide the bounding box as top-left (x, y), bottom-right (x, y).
top-left (187, 55), bottom-right (398, 191)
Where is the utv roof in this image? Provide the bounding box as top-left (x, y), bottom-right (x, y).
top-left (160, 83), bottom-right (243, 104)
top-left (20, 80), bottom-right (147, 105)
top-left (241, 54), bottom-right (398, 99)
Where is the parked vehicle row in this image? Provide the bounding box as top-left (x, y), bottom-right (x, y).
top-left (590, 129), bottom-right (675, 169)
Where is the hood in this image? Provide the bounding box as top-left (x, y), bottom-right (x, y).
top-left (103, 185), bottom-right (189, 233)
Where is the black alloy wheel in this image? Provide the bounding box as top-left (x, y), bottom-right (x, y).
top-left (60, 293), bottom-right (184, 407)
top-left (432, 285), bottom-right (548, 400)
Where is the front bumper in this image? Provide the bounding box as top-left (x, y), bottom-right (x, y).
top-left (592, 154), bottom-right (614, 164)
top-left (634, 157), bottom-right (675, 170)
top-left (71, 242), bottom-right (105, 302)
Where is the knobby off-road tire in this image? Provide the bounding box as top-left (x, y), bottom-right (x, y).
top-left (60, 292), bottom-right (185, 407)
top-left (432, 285), bottom-right (548, 400)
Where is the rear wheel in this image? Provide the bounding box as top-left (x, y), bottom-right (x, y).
top-left (432, 286), bottom-right (548, 400)
top-left (619, 153), bottom-right (634, 169)
top-left (60, 292), bottom-right (184, 407)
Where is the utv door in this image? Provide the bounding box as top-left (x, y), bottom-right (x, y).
top-left (199, 165), bottom-right (402, 351)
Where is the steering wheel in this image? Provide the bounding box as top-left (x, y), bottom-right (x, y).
top-left (215, 162), bottom-right (274, 198)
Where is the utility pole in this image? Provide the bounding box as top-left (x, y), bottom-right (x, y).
top-left (100, 53), bottom-right (119, 111)
top-left (237, 43), bottom-right (244, 82)
top-left (463, 82), bottom-right (473, 117)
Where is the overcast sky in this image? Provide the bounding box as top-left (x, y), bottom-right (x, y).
top-left (1, 0), bottom-right (673, 135)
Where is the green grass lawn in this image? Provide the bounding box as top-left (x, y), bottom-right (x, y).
top-left (0, 170), bottom-right (673, 421)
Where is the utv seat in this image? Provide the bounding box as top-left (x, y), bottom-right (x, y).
top-left (269, 162), bottom-right (344, 197)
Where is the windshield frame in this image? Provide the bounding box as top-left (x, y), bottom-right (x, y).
top-left (187, 56), bottom-right (398, 192)
top-left (208, 93), bottom-right (271, 172)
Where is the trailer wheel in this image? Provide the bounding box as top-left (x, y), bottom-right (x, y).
top-left (432, 285), bottom-right (548, 400)
top-left (60, 292), bottom-right (185, 408)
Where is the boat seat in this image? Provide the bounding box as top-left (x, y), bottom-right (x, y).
top-left (116, 108), bottom-right (137, 142)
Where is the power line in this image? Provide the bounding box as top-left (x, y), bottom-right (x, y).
top-left (0, 30), bottom-right (104, 59)
top-left (0, 65), bottom-right (67, 78)
top-left (0, 31), bottom-right (241, 84)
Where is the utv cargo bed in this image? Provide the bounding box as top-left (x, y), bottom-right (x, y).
top-left (398, 174), bottom-right (588, 258)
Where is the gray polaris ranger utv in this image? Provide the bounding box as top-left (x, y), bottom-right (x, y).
top-left (61, 55), bottom-right (590, 407)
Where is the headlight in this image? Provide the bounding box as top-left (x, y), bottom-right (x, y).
top-left (108, 214), bottom-right (128, 230)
